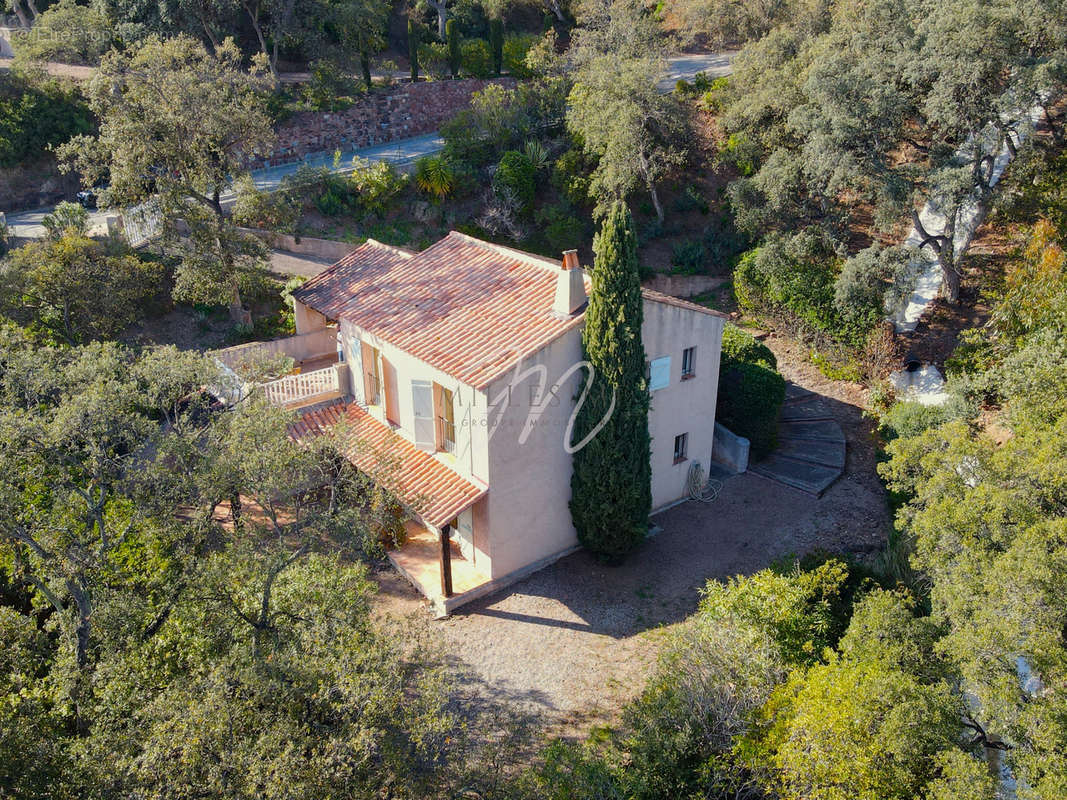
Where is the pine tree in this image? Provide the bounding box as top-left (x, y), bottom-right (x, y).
top-left (569, 200), bottom-right (652, 563)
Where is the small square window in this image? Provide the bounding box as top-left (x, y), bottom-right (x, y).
top-left (681, 347), bottom-right (696, 378)
top-left (673, 433), bottom-right (688, 463)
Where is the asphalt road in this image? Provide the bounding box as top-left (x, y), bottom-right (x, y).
top-left (5, 53), bottom-right (736, 240)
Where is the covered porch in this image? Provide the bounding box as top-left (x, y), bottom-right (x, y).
top-left (291, 400), bottom-right (492, 615)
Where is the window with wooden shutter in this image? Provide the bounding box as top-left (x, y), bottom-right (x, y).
top-left (361, 342), bottom-right (381, 406)
top-left (412, 380), bottom-right (435, 450)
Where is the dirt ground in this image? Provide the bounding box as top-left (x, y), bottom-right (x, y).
top-left (373, 347), bottom-right (890, 737)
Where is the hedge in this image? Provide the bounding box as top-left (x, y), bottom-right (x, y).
top-left (717, 325), bottom-right (785, 460)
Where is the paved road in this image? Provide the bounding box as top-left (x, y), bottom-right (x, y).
top-left (4, 131), bottom-right (445, 240)
top-left (6, 52), bottom-right (735, 240)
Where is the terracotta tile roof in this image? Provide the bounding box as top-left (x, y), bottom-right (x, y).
top-left (293, 232), bottom-right (726, 390)
top-left (293, 232), bottom-right (590, 389)
top-left (293, 239), bottom-right (415, 321)
top-left (639, 286), bottom-right (729, 319)
top-left (291, 399), bottom-right (486, 529)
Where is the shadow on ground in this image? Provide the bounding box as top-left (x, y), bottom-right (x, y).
top-left (374, 384), bottom-right (889, 732)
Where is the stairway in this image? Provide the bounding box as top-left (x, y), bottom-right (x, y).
top-left (748, 384), bottom-right (846, 497)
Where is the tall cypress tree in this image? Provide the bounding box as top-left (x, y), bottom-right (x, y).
top-left (489, 18), bottom-right (504, 76)
top-left (569, 200), bottom-right (652, 563)
top-left (446, 19), bottom-right (461, 78)
top-left (408, 19), bottom-right (420, 83)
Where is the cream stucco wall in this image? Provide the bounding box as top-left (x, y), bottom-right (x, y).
top-left (483, 328), bottom-right (586, 578)
top-left (330, 297), bottom-right (722, 585)
top-left (642, 301), bottom-right (725, 509)
top-left (480, 299), bottom-right (724, 578)
top-left (336, 320), bottom-right (493, 572)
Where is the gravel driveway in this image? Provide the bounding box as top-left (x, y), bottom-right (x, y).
top-left (375, 368), bottom-right (889, 734)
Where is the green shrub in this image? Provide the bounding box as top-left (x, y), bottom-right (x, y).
top-left (670, 240), bottom-right (706, 274)
top-left (494, 150), bottom-right (536, 212)
top-left (703, 214), bottom-right (747, 272)
top-left (41, 202), bottom-right (90, 240)
top-left (232, 179), bottom-right (300, 233)
top-left (502, 33), bottom-right (539, 78)
top-left (536, 202), bottom-right (586, 253)
top-left (721, 324), bottom-right (777, 370)
top-left (0, 72), bottom-right (94, 167)
top-left (408, 19), bottom-right (420, 82)
top-left (12, 0), bottom-right (112, 66)
top-left (877, 400), bottom-right (953, 442)
top-left (717, 324), bottom-right (784, 459)
top-left (717, 360), bottom-right (785, 459)
top-left (551, 147), bottom-right (594, 206)
top-left (349, 157), bottom-right (408, 217)
top-left (418, 42), bottom-right (450, 80)
top-left (300, 61), bottom-right (358, 111)
top-left (461, 39), bottom-right (494, 78)
top-left (673, 184), bottom-right (709, 215)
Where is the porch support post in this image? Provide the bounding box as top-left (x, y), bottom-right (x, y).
top-left (439, 524), bottom-right (454, 598)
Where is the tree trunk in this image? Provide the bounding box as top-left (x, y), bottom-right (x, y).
top-left (26, 0), bottom-right (39, 19)
top-left (427, 0), bottom-right (448, 38)
top-left (360, 49), bottom-right (372, 90)
top-left (10, 1), bottom-right (30, 28)
top-left (940, 207), bottom-right (961, 304)
top-left (545, 0), bottom-right (566, 22)
top-left (649, 185), bottom-right (665, 224)
top-left (242, 1), bottom-right (274, 76)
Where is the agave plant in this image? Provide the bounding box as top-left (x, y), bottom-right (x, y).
top-left (523, 139), bottom-right (551, 172)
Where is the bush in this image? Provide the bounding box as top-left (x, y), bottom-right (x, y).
top-left (12, 0), bottom-right (112, 66)
top-left (721, 323), bottom-right (777, 370)
top-left (536, 202), bottom-right (586, 253)
top-left (418, 41), bottom-right (450, 80)
top-left (41, 202), bottom-right (90, 240)
top-left (717, 360), bottom-right (785, 459)
top-left (461, 39), bottom-right (494, 78)
top-left (717, 325), bottom-right (784, 460)
top-left (349, 158), bottom-right (408, 217)
top-left (703, 215), bottom-right (747, 272)
top-left (493, 150), bottom-right (536, 213)
top-left (733, 228), bottom-right (877, 347)
top-left (834, 244), bottom-right (910, 333)
top-left (551, 147), bottom-right (594, 206)
top-left (877, 400), bottom-right (953, 442)
top-left (300, 61), bottom-right (358, 111)
top-left (670, 239), bottom-right (706, 274)
top-left (232, 177), bottom-right (300, 234)
top-left (0, 72), bottom-right (94, 167)
top-left (502, 33), bottom-right (540, 78)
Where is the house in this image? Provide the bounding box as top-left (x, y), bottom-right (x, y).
top-left (278, 231), bottom-right (727, 613)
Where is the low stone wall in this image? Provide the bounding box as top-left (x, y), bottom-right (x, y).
top-left (0, 158), bottom-right (80, 212)
top-left (257, 77), bottom-right (516, 168)
top-left (643, 274), bottom-right (727, 299)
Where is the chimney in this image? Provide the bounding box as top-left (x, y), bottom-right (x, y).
top-left (553, 249), bottom-right (587, 315)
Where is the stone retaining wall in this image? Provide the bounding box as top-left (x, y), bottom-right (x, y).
top-left (257, 77), bottom-right (516, 168)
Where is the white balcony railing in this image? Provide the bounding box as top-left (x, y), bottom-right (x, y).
top-left (262, 366), bottom-right (340, 408)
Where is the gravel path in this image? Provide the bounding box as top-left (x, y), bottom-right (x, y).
top-left (374, 349), bottom-right (890, 735)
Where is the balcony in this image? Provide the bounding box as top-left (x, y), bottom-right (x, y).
top-left (262, 365), bottom-right (342, 408)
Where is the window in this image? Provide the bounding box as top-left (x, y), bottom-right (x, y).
top-left (649, 356), bottom-right (671, 391)
top-left (434, 384), bottom-right (456, 454)
top-left (673, 433), bottom-right (688, 463)
top-left (681, 347), bottom-right (696, 379)
top-left (361, 343), bottom-right (381, 405)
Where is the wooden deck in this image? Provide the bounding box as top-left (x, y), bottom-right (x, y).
top-left (388, 521), bottom-right (490, 613)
